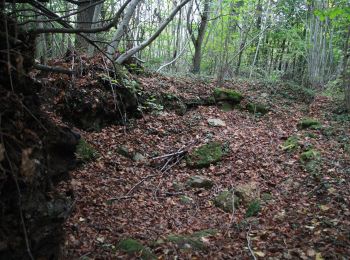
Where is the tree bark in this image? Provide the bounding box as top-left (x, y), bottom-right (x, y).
top-left (106, 0), bottom-right (141, 59)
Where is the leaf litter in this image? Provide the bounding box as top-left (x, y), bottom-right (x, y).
top-left (52, 73), bottom-right (350, 259)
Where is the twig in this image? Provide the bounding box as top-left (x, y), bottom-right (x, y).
top-left (107, 195), bottom-right (135, 202)
top-left (246, 224), bottom-right (257, 260)
top-left (126, 174), bottom-right (156, 195)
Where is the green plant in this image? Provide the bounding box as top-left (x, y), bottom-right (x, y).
top-left (76, 139), bottom-right (98, 162)
top-left (245, 200), bottom-right (261, 217)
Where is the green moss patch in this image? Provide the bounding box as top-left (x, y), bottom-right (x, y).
top-left (117, 239), bottom-right (156, 259)
top-left (297, 118), bottom-right (322, 130)
top-left (213, 88), bottom-right (243, 104)
top-left (76, 139), bottom-right (98, 162)
top-left (245, 200), bottom-right (261, 218)
top-left (246, 102), bottom-right (269, 115)
top-left (281, 136), bottom-right (299, 152)
top-left (213, 190), bottom-right (239, 213)
top-left (300, 149), bottom-right (321, 162)
top-left (187, 142), bottom-right (225, 168)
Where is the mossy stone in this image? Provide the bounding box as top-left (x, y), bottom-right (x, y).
top-left (300, 149), bottom-right (321, 162)
top-left (246, 102), bottom-right (269, 115)
top-left (298, 118), bottom-right (322, 130)
top-left (118, 239), bottom-right (156, 259)
top-left (187, 142), bottom-right (225, 168)
top-left (167, 229), bottom-right (217, 250)
top-left (179, 195), bottom-right (194, 205)
top-left (213, 88), bottom-right (243, 104)
top-left (213, 190), bottom-right (239, 213)
top-left (281, 136), bottom-right (299, 151)
top-left (186, 175), bottom-right (214, 189)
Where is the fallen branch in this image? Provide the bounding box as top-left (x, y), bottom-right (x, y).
top-left (246, 224), bottom-right (257, 260)
top-left (34, 64), bottom-right (75, 75)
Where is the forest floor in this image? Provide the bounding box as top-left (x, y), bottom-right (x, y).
top-left (55, 74), bottom-right (350, 259)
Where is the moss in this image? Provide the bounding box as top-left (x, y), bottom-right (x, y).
top-left (213, 190), bottom-right (239, 213)
top-left (281, 136), bottom-right (299, 151)
top-left (76, 139), bottom-right (98, 162)
top-left (167, 235), bottom-right (204, 250)
top-left (300, 149), bottom-right (321, 162)
top-left (187, 142), bottom-right (224, 168)
top-left (245, 200), bottom-right (261, 217)
top-left (261, 192), bottom-right (273, 201)
top-left (167, 229), bottom-right (217, 250)
top-left (246, 102), bottom-right (269, 115)
top-left (179, 195), bottom-right (194, 205)
top-left (213, 88), bottom-right (243, 104)
top-left (118, 239), bottom-right (156, 259)
top-left (298, 118), bottom-right (322, 130)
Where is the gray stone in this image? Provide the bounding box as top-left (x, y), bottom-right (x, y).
top-left (207, 118), bottom-right (226, 127)
top-left (186, 175), bottom-right (214, 189)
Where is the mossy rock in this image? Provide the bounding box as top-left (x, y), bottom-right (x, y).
top-left (300, 149), bottom-right (321, 163)
top-left (281, 136), bottom-right (299, 152)
top-left (213, 88), bottom-right (243, 104)
top-left (245, 200), bottom-right (261, 218)
top-left (118, 239), bottom-right (156, 259)
top-left (261, 192), bottom-right (273, 201)
top-left (186, 175), bottom-right (214, 189)
top-left (246, 102), bottom-right (269, 115)
top-left (187, 142), bottom-right (225, 168)
top-left (213, 190), bottom-right (239, 213)
top-left (167, 229), bottom-right (217, 250)
top-left (297, 118), bottom-right (322, 130)
top-left (235, 182), bottom-right (260, 206)
top-left (179, 195), bottom-right (194, 205)
top-left (76, 139), bottom-right (98, 162)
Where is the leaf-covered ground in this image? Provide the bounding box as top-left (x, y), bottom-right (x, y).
top-left (57, 75), bottom-right (350, 259)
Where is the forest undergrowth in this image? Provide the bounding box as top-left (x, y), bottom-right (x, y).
top-left (50, 72), bottom-right (350, 259)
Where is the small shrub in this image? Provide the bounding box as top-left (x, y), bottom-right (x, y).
top-left (245, 200), bottom-right (261, 217)
top-left (281, 136), bottom-right (299, 151)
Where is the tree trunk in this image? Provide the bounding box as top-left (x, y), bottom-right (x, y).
top-left (106, 0), bottom-right (141, 59)
top-left (76, 0), bottom-right (98, 50)
top-left (343, 26), bottom-right (350, 111)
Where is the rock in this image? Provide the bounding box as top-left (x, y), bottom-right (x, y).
top-left (187, 142), bottom-right (225, 168)
top-left (297, 118), bottom-right (322, 130)
top-left (213, 190), bottom-right (239, 213)
top-left (132, 152), bottom-right (146, 162)
top-left (117, 145), bottom-right (132, 158)
top-left (167, 229), bottom-right (217, 250)
top-left (213, 88), bottom-right (243, 104)
top-left (186, 175), bottom-right (214, 189)
top-left (118, 239), bottom-right (156, 260)
top-left (235, 182), bottom-right (260, 206)
top-left (246, 102), bottom-right (269, 115)
top-left (207, 118), bottom-right (226, 127)
top-left (180, 195), bottom-right (194, 205)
